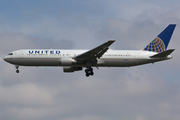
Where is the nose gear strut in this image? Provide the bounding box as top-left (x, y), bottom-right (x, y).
top-left (15, 65), bottom-right (19, 73)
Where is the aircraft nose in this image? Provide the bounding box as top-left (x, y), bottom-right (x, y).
top-left (4, 56), bottom-right (7, 61)
top-left (4, 56), bottom-right (10, 62)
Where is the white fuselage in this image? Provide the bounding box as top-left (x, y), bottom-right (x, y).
top-left (3, 24), bottom-right (175, 76)
top-left (4, 49), bottom-right (171, 67)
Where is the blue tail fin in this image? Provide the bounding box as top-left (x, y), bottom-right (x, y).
top-left (143, 24), bottom-right (176, 53)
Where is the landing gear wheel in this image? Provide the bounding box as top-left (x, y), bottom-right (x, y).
top-left (85, 67), bottom-right (94, 77)
top-left (89, 67), bottom-right (93, 71)
top-left (85, 69), bottom-right (88, 73)
top-left (91, 71), bottom-right (94, 76)
top-left (86, 73), bottom-right (89, 77)
top-left (16, 70), bottom-right (19, 73)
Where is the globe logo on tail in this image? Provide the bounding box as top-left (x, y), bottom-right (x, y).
top-left (143, 37), bottom-right (165, 53)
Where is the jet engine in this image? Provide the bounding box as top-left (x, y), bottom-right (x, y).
top-left (60, 58), bottom-right (76, 66)
top-left (63, 66), bottom-right (82, 72)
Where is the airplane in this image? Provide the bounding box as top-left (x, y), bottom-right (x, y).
top-left (4, 24), bottom-right (176, 77)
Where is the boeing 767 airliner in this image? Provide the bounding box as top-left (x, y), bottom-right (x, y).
top-left (4, 24), bottom-right (176, 77)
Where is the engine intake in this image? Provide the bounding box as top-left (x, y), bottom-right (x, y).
top-left (60, 58), bottom-right (76, 66)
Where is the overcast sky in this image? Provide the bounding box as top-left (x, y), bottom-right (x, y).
top-left (0, 0), bottom-right (180, 120)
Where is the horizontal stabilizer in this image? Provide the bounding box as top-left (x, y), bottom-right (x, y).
top-left (150, 49), bottom-right (175, 58)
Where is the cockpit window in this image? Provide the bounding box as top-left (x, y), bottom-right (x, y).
top-left (8, 53), bottom-right (13, 55)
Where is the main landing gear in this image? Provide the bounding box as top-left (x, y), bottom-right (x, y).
top-left (15, 65), bottom-right (19, 73)
top-left (85, 67), bottom-right (94, 77)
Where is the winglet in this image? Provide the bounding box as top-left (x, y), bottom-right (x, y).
top-left (150, 49), bottom-right (175, 58)
top-left (108, 40), bottom-right (115, 42)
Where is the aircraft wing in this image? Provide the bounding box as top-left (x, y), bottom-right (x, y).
top-left (74, 40), bottom-right (115, 61)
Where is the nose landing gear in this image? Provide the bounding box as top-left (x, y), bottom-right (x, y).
top-left (85, 67), bottom-right (94, 77)
top-left (16, 70), bottom-right (19, 73)
top-left (15, 65), bottom-right (19, 73)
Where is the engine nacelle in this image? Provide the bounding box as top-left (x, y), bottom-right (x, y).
top-left (63, 66), bottom-right (82, 72)
top-left (60, 57), bottom-right (76, 66)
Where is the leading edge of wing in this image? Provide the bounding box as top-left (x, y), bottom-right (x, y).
top-left (74, 40), bottom-right (115, 61)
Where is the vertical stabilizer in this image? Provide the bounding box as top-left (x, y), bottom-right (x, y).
top-left (143, 24), bottom-right (176, 53)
